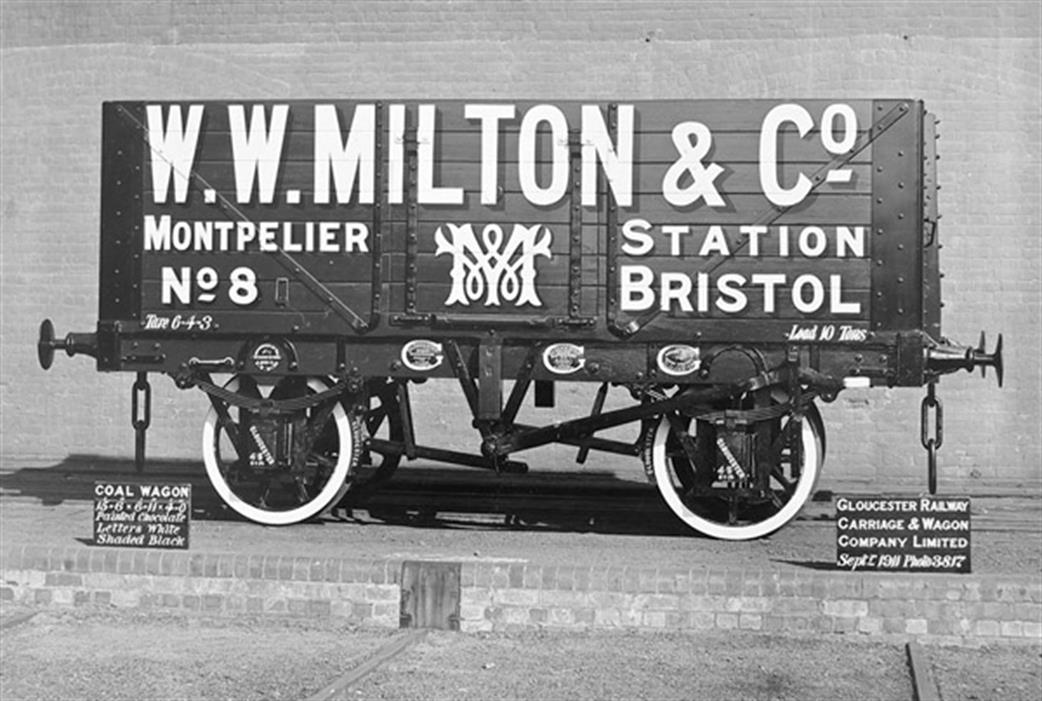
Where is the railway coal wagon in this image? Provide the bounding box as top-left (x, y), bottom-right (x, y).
top-left (38, 99), bottom-right (1002, 539)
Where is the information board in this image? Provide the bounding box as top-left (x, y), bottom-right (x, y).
top-left (835, 495), bottom-right (971, 573)
top-left (93, 481), bottom-right (191, 549)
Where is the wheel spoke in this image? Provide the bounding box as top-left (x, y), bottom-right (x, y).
top-left (295, 478), bottom-right (310, 505)
top-left (311, 453), bottom-right (337, 471)
top-left (771, 466), bottom-right (796, 495)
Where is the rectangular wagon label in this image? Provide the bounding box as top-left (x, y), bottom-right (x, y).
top-left (93, 481), bottom-right (191, 549)
top-left (108, 99), bottom-right (918, 334)
top-left (835, 495), bottom-right (971, 573)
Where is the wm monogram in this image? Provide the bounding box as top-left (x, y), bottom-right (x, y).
top-left (433, 223), bottom-right (553, 307)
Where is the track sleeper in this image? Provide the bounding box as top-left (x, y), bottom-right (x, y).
top-left (906, 640), bottom-right (941, 701)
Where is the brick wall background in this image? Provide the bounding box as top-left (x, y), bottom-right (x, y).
top-left (1, 1), bottom-right (1039, 490)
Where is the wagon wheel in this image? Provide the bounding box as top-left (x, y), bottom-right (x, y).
top-left (644, 390), bottom-right (825, 540)
top-left (340, 377), bottom-right (405, 501)
top-left (201, 375), bottom-right (358, 526)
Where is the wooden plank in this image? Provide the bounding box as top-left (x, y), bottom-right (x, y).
top-left (187, 129), bottom-right (872, 164)
top-left (614, 256), bottom-right (872, 285)
top-left (154, 161), bottom-right (873, 196)
top-left (388, 252), bottom-right (598, 286)
top-left (906, 642), bottom-right (941, 701)
top-left (302, 630), bottom-right (428, 701)
top-left (393, 283), bottom-right (869, 320)
top-left (140, 228), bottom-right (872, 279)
top-left (396, 284), bottom-right (570, 316)
top-left (617, 193), bottom-right (870, 224)
top-left (141, 196), bottom-right (573, 223)
top-left (141, 252), bottom-right (376, 279)
top-left (386, 223), bottom-right (872, 256)
top-left (663, 288), bottom-right (871, 320)
top-left (627, 317), bottom-right (872, 344)
top-left (385, 253), bottom-right (869, 288)
top-left (140, 192), bottom-right (867, 226)
top-left (140, 281), bottom-right (377, 313)
top-left (130, 99), bottom-right (876, 133)
top-left (608, 224), bottom-right (871, 258)
top-left (142, 254), bottom-right (871, 290)
top-left (386, 222), bottom-right (590, 255)
top-left (135, 309), bottom-right (357, 335)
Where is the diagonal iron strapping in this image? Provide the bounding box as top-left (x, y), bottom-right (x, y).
top-left (116, 104), bottom-right (372, 333)
top-left (611, 101), bottom-right (914, 337)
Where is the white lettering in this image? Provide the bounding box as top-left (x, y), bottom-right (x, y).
top-left (661, 121), bottom-right (724, 207)
top-left (660, 272), bottom-right (693, 312)
top-left (314, 104), bottom-right (376, 204)
top-left (830, 275), bottom-right (861, 314)
top-left (144, 214), bottom-right (171, 251)
top-left (715, 273), bottom-right (747, 313)
top-left (698, 226), bottom-right (730, 256)
top-left (740, 225), bottom-right (767, 256)
top-left (798, 226), bottom-right (827, 257)
top-left (836, 226), bottom-right (865, 257)
top-left (581, 104), bottom-right (633, 207)
top-left (663, 225), bottom-right (690, 256)
top-left (228, 104), bottom-right (288, 204)
top-left (751, 273), bottom-right (786, 313)
top-left (146, 104), bottom-right (204, 204)
top-left (620, 265), bottom-right (654, 311)
top-left (759, 103), bottom-right (813, 207)
top-left (387, 104), bottom-right (406, 205)
top-left (792, 274), bottom-right (825, 313)
top-left (161, 267), bottom-right (191, 305)
top-left (417, 104), bottom-right (463, 205)
top-left (519, 104), bottom-right (568, 206)
top-left (465, 104), bottom-right (515, 205)
top-left (621, 218), bottom-right (654, 256)
top-left (821, 103), bottom-right (857, 183)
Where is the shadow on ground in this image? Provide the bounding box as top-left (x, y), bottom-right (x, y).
top-left (0, 454), bottom-right (698, 538)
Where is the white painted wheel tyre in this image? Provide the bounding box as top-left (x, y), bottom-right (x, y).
top-left (202, 377), bottom-right (353, 526)
top-left (649, 410), bottom-right (822, 541)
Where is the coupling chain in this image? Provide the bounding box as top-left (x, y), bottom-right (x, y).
top-left (920, 381), bottom-right (944, 495)
top-left (131, 372), bottom-right (151, 431)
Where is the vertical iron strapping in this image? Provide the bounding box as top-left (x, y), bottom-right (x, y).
top-left (568, 127), bottom-right (583, 319)
top-left (921, 111), bottom-right (942, 340)
top-left (102, 103), bottom-right (145, 324)
top-left (604, 103), bottom-right (624, 336)
top-left (405, 132), bottom-right (418, 315)
top-left (870, 100), bottom-right (921, 332)
top-left (368, 102), bottom-right (384, 331)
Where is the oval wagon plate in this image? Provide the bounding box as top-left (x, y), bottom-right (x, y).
top-left (401, 339), bottom-right (444, 372)
top-left (656, 344), bottom-right (701, 377)
top-left (543, 343), bottom-right (585, 375)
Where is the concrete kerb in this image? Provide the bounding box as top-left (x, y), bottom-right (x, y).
top-left (1, 545), bottom-right (1039, 646)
